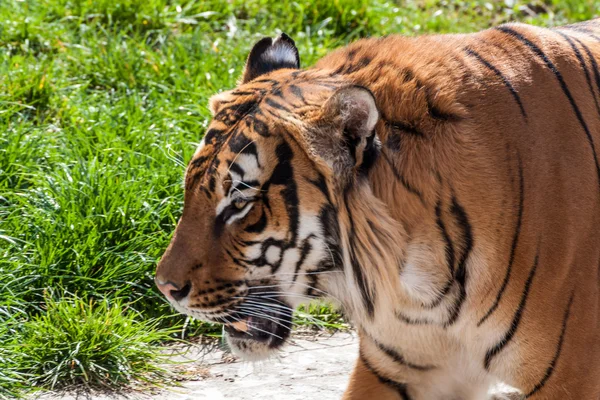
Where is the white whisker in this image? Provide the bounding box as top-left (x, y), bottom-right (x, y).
top-left (238, 306), bottom-right (296, 330)
top-left (246, 291), bottom-right (320, 300)
top-left (225, 139), bottom-right (258, 178)
top-left (235, 298), bottom-right (294, 314)
top-left (236, 315), bottom-right (285, 340)
top-left (233, 179), bottom-right (264, 191)
top-left (322, 242), bottom-right (338, 270)
top-left (260, 270), bottom-right (342, 278)
top-left (216, 314), bottom-right (254, 337)
top-left (238, 298), bottom-right (328, 329)
top-left (249, 280), bottom-right (341, 303)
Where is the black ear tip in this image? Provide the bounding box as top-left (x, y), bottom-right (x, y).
top-left (242, 32), bottom-right (300, 83)
top-left (249, 37), bottom-right (274, 57)
top-left (277, 33), bottom-right (295, 45)
top-left (274, 32), bottom-right (300, 68)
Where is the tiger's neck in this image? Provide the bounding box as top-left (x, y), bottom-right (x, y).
top-left (326, 150), bottom-right (462, 326)
top-left (329, 181), bottom-right (406, 320)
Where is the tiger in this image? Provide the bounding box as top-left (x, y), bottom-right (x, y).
top-left (155, 18), bottom-right (600, 400)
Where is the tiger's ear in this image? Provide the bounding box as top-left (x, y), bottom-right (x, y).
top-left (209, 92), bottom-right (230, 115)
top-left (241, 33), bottom-right (300, 84)
top-left (321, 86), bottom-right (380, 171)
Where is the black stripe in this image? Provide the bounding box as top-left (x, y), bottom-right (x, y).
top-left (444, 195), bottom-right (473, 327)
top-left (233, 180), bottom-right (260, 191)
top-left (381, 150), bottom-right (426, 206)
top-left (464, 47), bottom-right (527, 120)
top-left (585, 31), bottom-right (600, 42)
top-left (359, 351), bottom-right (413, 400)
top-left (191, 156), bottom-right (210, 181)
top-left (525, 292), bottom-right (575, 398)
top-left (374, 340), bottom-right (436, 371)
top-left (303, 273), bottom-right (320, 298)
top-left (190, 154), bottom-right (210, 169)
top-left (357, 133), bottom-right (380, 176)
top-left (333, 56), bottom-right (373, 75)
top-left (479, 156), bottom-right (524, 326)
top-left (496, 26), bottom-right (600, 189)
top-left (231, 90), bottom-right (257, 96)
top-left (264, 97), bottom-right (291, 113)
top-left (563, 19), bottom-right (600, 30)
top-left (555, 31), bottom-right (600, 119)
top-left (484, 250), bottom-right (540, 370)
top-left (386, 120), bottom-right (424, 137)
top-left (253, 78), bottom-right (279, 85)
top-left (199, 186), bottom-right (211, 198)
top-left (345, 198), bottom-right (375, 317)
top-left (226, 249), bottom-right (249, 269)
top-left (318, 204), bottom-right (343, 271)
top-left (571, 36), bottom-right (600, 118)
top-left (292, 236), bottom-right (314, 283)
top-left (347, 49), bottom-right (358, 61)
top-left (203, 128), bottom-right (226, 146)
top-left (213, 100), bottom-right (258, 125)
top-left (244, 209), bottom-right (267, 233)
top-left (396, 311), bottom-right (435, 325)
top-left (423, 277), bottom-right (454, 309)
top-left (425, 88), bottom-right (463, 122)
top-left (271, 87), bottom-right (284, 98)
top-left (270, 140), bottom-right (299, 245)
top-left (251, 116), bottom-right (270, 137)
top-left (228, 162), bottom-right (245, 178)
top-left (562, 26), bottom-right (600, 42)
top-left (307, 173), bottom-right (332, 204)
top-left (191, 262), bottom-right (203, 271)
top-left (435, 200), bottom-right (456, 275)
top-left (386, 132), bottom-right (402, 152)
top-left (228, 131), bottom-right (258, 156)
top-left (289, 84), bottom-right (307, 104)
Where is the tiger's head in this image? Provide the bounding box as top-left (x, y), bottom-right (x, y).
top-left (155, 33), bottom-right (381, 360)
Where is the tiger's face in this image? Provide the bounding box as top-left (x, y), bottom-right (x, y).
top-left (155, 34), bottom-right (380, 359)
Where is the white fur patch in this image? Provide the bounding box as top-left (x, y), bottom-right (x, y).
top-left (230, 151), bottom-right (260, 175)
top-left (263, 45), bottom-right (297, 67)
top-left (265, 245), bottom-right (282, 265)
top-left (215, 197), bottom-right (232, 216)
top-left (299, 213), bottom-right (320, 240)
top-left (226, 203), bottom-right (254, 225)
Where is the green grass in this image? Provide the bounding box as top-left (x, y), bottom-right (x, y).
top-left (0, 0), bottom-right (597, 396)
top-left (13, 295), bottom-right (176, 390)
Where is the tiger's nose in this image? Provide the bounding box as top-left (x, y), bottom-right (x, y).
top-left (155, 278), bottom-right (192, 302)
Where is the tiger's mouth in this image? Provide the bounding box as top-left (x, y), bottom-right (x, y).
top-left (222, 302), bottom-right (293, 359)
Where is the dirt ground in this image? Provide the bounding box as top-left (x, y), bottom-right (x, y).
top-left (161, 331), bottom-right (358, 400)
top-left (36, 332), bottom-right (359, 400)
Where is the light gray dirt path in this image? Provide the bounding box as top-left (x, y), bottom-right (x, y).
top-left (35, 332), bottom-right (358, 400)
top-left (163, 332), bottom-right (358, 400)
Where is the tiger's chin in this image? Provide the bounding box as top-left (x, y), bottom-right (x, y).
top-left (224, 311), bottom-right (293, 361)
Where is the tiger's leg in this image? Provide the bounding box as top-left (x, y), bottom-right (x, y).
top-left (342, 356), bottom-right (405, 400)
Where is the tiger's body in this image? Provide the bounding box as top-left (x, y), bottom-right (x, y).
top-left (156, 20), bottom-right (600, 400)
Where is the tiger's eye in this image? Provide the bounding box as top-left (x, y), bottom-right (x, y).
top-left (234, 200), bottom-right (248, 210)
